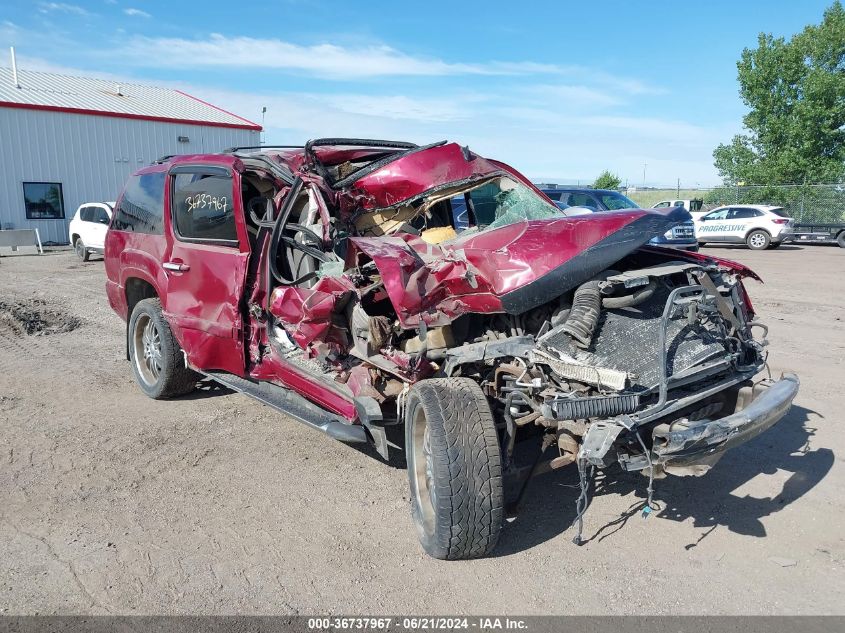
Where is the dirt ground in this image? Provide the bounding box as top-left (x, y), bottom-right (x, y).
top-left (0, 243), bottom-right (843, 615)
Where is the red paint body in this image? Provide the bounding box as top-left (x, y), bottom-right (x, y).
top-left (105, 141), bottom-right (759, 423)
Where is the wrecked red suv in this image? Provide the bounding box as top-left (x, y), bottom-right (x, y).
top-left (105, 139), bottom-right (799, 559)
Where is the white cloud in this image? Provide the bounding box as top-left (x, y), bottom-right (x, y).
top-left (124, 8), bottom-right (151, 18)
top-left (113, 33), bottom-right (659, 93)
top-left (38, 2), bottom-right (90, 15)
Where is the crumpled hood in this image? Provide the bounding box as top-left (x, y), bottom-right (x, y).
top-left (347, 206), bottom-right (692, 328)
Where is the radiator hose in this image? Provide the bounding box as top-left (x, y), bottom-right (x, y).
top-left (601, 278), bottom-right (658, 309)
top-left (562, 280), bottom-right (602, 348)
top-left (562, 276), bottom-right (658, 349)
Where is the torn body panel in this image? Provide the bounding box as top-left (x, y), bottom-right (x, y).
top-left (347, 207), bottom-right (692, 328)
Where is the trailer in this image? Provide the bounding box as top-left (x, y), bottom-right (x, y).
top-left (788, 223), bottom-right (845, 247)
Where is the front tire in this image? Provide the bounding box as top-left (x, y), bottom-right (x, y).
top-left (128, 298), bottom-right (198, 399)
top-left (746, 230), bottom-right (771, 250)
top-left (405, 378), bottom-right (504, 560)
top-left (75, 238), bottom-right (90, 262)
top-left (837, 232), bottom-right (845, 248)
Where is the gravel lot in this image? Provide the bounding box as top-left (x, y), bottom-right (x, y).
top-left (1, 244), bottom-right (843, 615)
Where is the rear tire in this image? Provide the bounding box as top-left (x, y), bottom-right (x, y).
top-left (405, 377), bottom-right (504, 560)
top-left (75, 238), bottom-right (90, 262)
top-left (128, 298), bottom-right (198, 399)
top-left (837, 232), bottom-right (845, 248)
top-left (746, 230), bottom-right (771, 250)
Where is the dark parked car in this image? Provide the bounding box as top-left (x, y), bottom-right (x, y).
top-left (542, 187), bottom-right (698, 250)
top-left (104, 140), bottom-right (797, 559)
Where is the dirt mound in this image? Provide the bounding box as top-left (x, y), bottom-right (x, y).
top-left (0, 298), bottom-right (82, 336)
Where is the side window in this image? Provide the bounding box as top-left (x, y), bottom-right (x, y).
top-left (654, 201), bottom-right (670, 208)
top-left (92, 207), bottom-right (110, 225)
top-left (80, 207), bottom-right (93, 222)
top-left (172, 171), bottom-right (237, 242)
top-left (703, 209), bottom-right (729, 221)
top-left (728, 208), bottom-right (761, 219)
top-left (544, 191), bottom-right (563, 201)
top-left (567, 193), bottom-right (598, 209)
top-left (112, 172), bottom-right (166, 234)
top-left (673, 200), bottom-right (685, 207)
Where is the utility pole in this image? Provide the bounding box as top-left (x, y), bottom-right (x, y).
top-left (643, 163), bottom-right (647, 188)
top-left (260, 106), bottom-right (267, 145)
top-left (677, 178), bottom-right (680, 197)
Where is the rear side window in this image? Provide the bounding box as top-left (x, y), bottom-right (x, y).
top-left (80, 207), bottom-right (93, 222)
top-left (728, 208), bottom-right (762, 219)
top-left (770, 207), bottom-right (789, 217)
top-left (172, 172), bottom-right (237, 243)
top-left (112, 172), bottom-right (166, 234)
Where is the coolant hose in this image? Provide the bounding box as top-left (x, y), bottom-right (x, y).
top-left (562, 280), bottom-right (602, 348)
top-left (601, 278), bottom-right (658, 309)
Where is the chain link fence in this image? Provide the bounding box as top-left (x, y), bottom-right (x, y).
top-left (626, 184), bottom-right (845, 223)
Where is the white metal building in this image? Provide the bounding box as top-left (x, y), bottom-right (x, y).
top-left (0, 67), bottom-right (261, 244)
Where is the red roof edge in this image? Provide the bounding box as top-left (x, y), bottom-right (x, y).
top-left (175, 89), bottom-right (263, 130)
top-left (0, 100), bottom-right (263, 131)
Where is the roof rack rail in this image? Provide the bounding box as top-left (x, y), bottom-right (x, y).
top-left (152, 154), bottom-right (176, 164)
top-left (224, 144), bottom-right (304, 153)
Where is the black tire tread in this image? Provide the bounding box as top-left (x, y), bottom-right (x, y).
top-left (76, 238), bottom-right (90, 262)
top-left (129, 298), bottom-right (198, 399)
top-left (408, 377), bottom-right (503, 559)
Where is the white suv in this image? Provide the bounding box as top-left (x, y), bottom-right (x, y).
top-left (694, 204), bottom-right (794, 250)
top-left (68, 202), bottom-right (114, 261)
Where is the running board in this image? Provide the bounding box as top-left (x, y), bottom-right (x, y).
top-left (202, 371), bottom-right (368, 444)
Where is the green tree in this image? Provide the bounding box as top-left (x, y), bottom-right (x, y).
top-left (593, 170), bottom-right (621, 190)
top-left (714, 1), bottom-right (845, 185)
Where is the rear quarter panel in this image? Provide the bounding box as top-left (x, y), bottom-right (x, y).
top-left (104, 229), bottom-right (169, 321)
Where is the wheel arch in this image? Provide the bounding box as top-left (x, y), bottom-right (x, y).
top-left (124, 276), bottom-right (159, 360)
top-left (744, 226), bottom-right (772, 239)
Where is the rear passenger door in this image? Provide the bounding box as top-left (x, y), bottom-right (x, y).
top-left (163, 164), bottom-right (250, 376)
top-left (725, 207), bottom-right (762, 242)
top-left (87, 205), bottom-right (111, 249)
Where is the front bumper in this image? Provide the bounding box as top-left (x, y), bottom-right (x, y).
top-left (651, 373), bottom-right (799, 470)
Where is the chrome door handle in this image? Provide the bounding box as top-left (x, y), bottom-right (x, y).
top-left (163, 262), bottom-right (190, 272)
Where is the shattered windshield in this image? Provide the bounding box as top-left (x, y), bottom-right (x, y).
top-left (452, 178), bottom-right (560, 234)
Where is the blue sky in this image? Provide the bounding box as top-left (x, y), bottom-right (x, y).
top-left (1, 0), bottom-right (835, 185)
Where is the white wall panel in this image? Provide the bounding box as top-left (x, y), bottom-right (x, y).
top-left (0, 107), bottom-right (259, 243)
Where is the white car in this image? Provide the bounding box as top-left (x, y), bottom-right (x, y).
top-left (694, 204), bottom-right (794, 250)
top-left (68, 202), bottom-right (114, 261)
